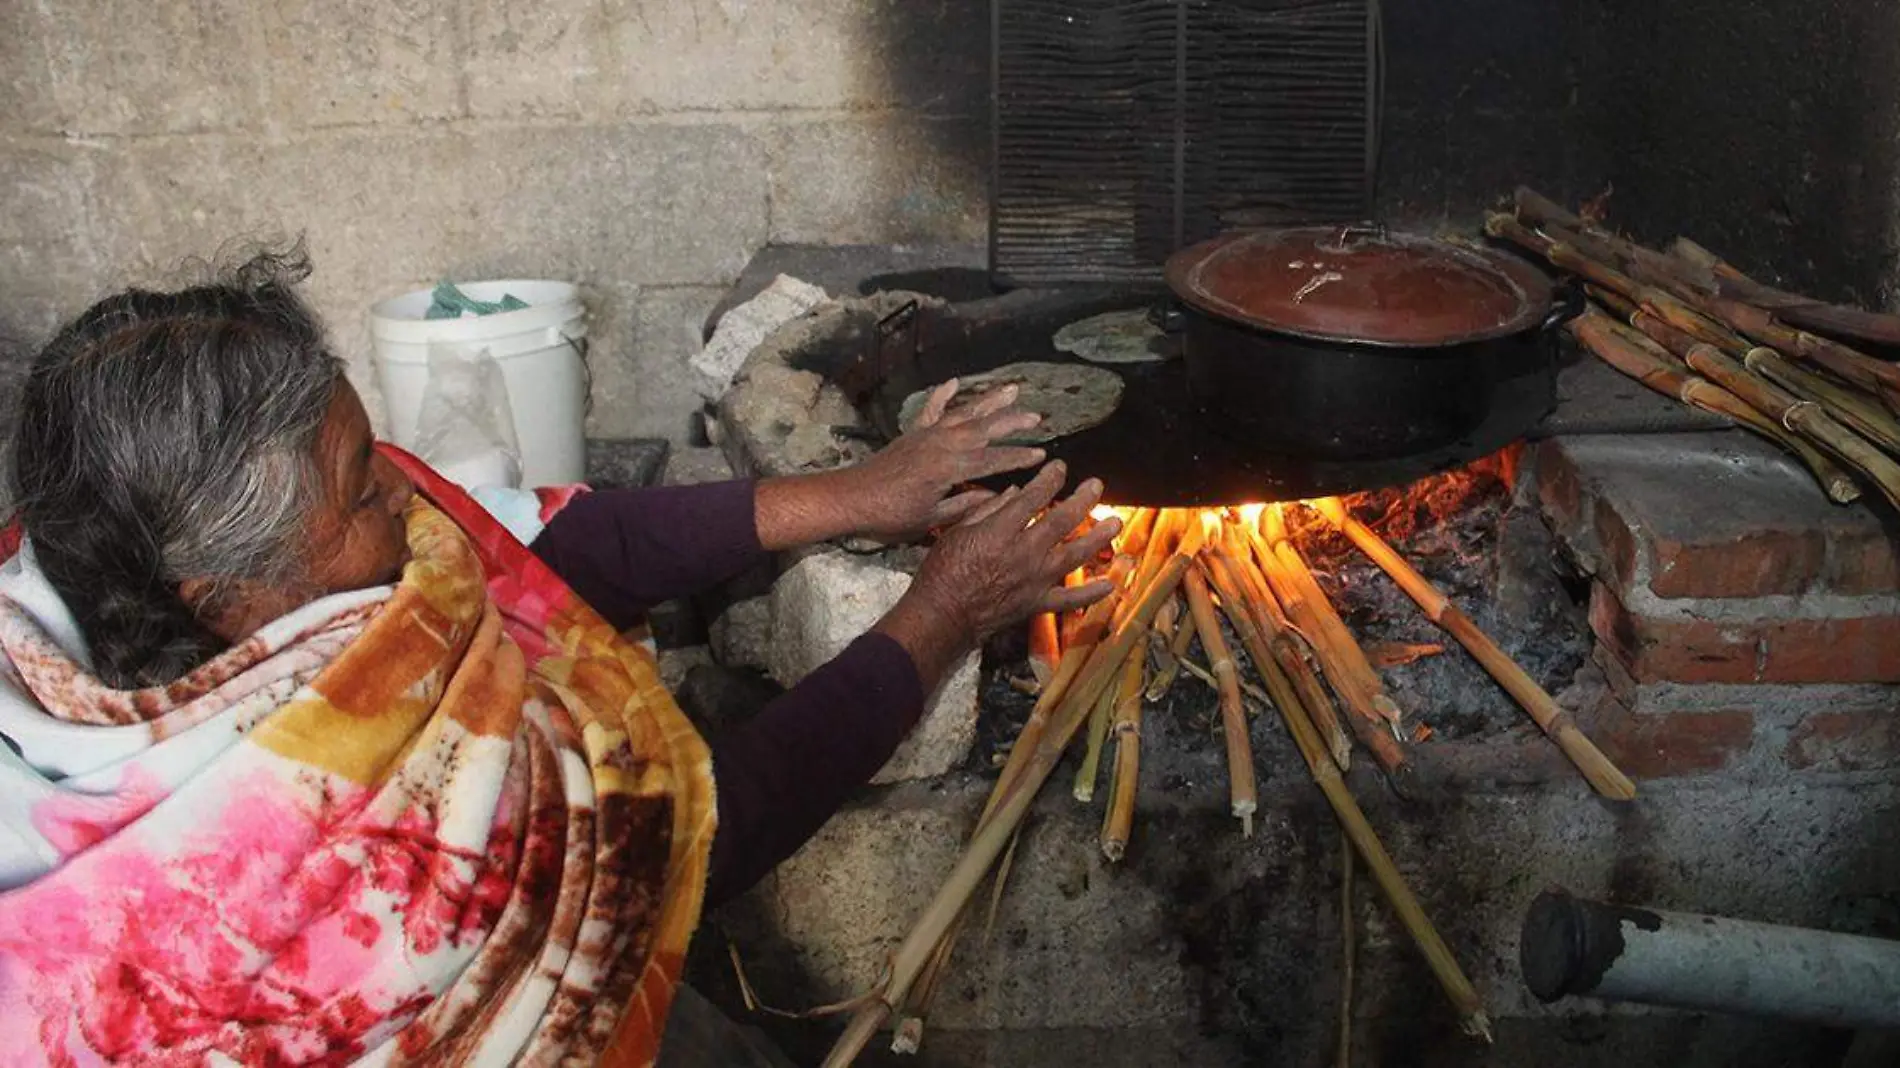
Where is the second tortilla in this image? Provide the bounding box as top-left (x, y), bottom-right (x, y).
top-left (898, 362), bottom-right (1127, 445)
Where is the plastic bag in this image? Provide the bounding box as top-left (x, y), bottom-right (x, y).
top-left (412, 346), bottom-right (523, 491)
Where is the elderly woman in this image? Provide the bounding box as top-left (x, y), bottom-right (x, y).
top-left (0, 252), bottom-right (1118, 1065)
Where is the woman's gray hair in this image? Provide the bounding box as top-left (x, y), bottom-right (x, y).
top-left (10, 245), bottom-right (344, 687)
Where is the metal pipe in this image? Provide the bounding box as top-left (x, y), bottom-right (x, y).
top-left (1521, 889), bottom-right (1900, 1030)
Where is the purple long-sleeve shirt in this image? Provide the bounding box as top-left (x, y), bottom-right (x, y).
top-left (528, 481), bottom-right (925, 907)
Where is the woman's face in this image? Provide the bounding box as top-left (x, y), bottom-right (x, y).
top-left (305, 381), bottom-right (415, 594)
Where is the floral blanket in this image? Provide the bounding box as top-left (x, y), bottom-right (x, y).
top-left (0, 448), bottom-right (714, 1065)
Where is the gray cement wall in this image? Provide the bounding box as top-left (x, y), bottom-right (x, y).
top-left (0, 0), bottom-right (987, 442)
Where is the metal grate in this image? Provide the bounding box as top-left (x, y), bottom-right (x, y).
top-left (991, 0), bottom-right (1382, 286)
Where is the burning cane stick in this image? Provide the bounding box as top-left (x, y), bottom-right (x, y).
top-left (1027, 612), bottom-right (1060, 691)
top-left (1569, 312), bottom-right (1862, 505)
top-left (1252, 507), bottom-right (1405, 737)
top-left (1184, 565), bottom-right (1259, 836)
top-left (823, 556), bottom-right (1193, 1068)
top-left (1100, 653), bottom-right (1147, 861)
top-left (1145, 593), bottom-right (1196, 701)
top-left (1309, 498), bottom-right (1637, 802)
top-left (1203, 539), bottom-right (1359, 774)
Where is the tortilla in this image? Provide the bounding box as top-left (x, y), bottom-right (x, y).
top-left (1052, 309), bottom-right (1174, 364)
top-left (898, 362), bottom-right (1126, 445)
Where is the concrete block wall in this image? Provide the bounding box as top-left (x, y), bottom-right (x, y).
top-left (0, 0), bottom-right (988, 441)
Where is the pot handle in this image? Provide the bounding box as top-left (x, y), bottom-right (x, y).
top-left (1541, 282), bottom-right (1588, 333)
top-left (1325, 221), bottom-right (1389, 252)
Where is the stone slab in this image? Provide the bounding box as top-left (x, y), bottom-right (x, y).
top-left (1536, 431), bottom-right (1900, 600)
top-left (715, 771), bottom-right (1900, 1061)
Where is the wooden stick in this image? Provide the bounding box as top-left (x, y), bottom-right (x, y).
top-left (1570, 312), bottom-right (1862, 504)
top-left (1253, 507), bottom-right (1405, 735)
top-left (1745, 347), bottom-right (1900, 454)
top-left (1258, 585), bottom-right (1493, 1043)
top-left (1584, 284), bottom-right (1639, 321)
top-left (823, 556), bottom-right (1193, 1068)
top-left (1310, 498), bottom-right (1636, 801)
top-left (1101, 653), bottom-right (1146, 861)
top-left (1682, 343), bottom-right (1900, 511)
top-left (1185, 564), bottom-right (1258, 836)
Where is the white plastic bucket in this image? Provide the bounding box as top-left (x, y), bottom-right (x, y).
top-left (368, 280), bottom-right (590, 488)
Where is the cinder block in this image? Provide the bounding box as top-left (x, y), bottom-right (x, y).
top-left (6, 0), bottom-right (263, 135)
top-left (457, 123), bottom-right (767, 287)
top-left (768, 551), bottom-right (977, 784)
top-left (259, 0), bottom-right (460, 127)
top-left (767, 114), bottom-right (986, 246)
top-left (0, 142), bottom-right (111, 343)
top-left (584, 283), bottom-right (725, 444)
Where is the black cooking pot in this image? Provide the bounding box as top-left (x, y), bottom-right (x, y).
top-left (1164, 224), bottom-right (1581, 460)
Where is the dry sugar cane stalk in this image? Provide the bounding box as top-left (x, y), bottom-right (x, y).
top-left (1184, 563), bottom-right (1258, 836)
top-left (1309, 498), bottom-right (1636, 801)
top-left (1255, 582), bottom-right (1494, 1044)
top-left (823, 555), bottom-right (1193, 1068)
top-left (1510, 190), bottom-right (1900, 403)
top-left (1668, 235), bottom-right (1900, 347)
top-left (1206, 537), bottom-right (1355, 771)
top-left (1072, 673), bottom-right (1115, 802)
top-left (1145, 592), bottom-right (1186, 700)
top-left (1744, 347), bottom-right (1900, 455)
top-left (1682, 343), bottom-right (1900, 512)
top-left (1254, 507), bottom-right (1405, 736)
top-left (1100, 653), bottom-right (1147, 861)
top-left (1570, 311), bottom-right (1861, 504)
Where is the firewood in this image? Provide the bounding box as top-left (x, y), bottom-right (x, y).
top-left (1309, 498), bottom-right (1636, 801)
top-left (1681, 344), bottom-right (1900, 512)
top-left (1185, 564), bottom-right (1259, 836)
top-left (1744, 347), bottom-right (1900, 454)
top-left (1571, 311), bottom-right (1861, 504)
top-left (1100, 653), bottom-right (1147, 861)
top-left (1669, 235), bottom-right (1900, 347)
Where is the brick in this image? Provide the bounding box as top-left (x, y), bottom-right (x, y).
top-left (1590, 583), bottom-right (1900, 685)
top-left (1823, 527), bottom-right (1900, 596)
top-left (1785, 708), bottom-right (1900, 772)
top-left (1646, 525), bottom-right (1828, 600)
top-left (259, 0), bottom-right (460, 127)
top-left (767, 114), bottom-right (986, 246)
top-left (1538, 432), bottom-right (1886, 602)
top-left (1591, 696), bottom-right (1757, 779)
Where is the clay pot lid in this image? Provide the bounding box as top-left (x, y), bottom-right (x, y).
top-left (1165, 224), bottom-right (1554, 347)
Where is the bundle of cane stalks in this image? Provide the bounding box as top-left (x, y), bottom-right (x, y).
top-left (819, 502), bottom-right (1636, 1065)
top-left (1487, 187), bottom-right (1900, 512)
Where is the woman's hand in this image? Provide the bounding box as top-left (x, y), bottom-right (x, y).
top-left (839, 379), bottom-right (1049, 542)
top-left (873, 461), bottom-right (1122, 689)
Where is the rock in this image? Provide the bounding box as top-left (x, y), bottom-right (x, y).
top-left (678, 662), bottom-right (783, 739)
top-left (711, 596), bottom-right (773, 671)
top-left (664, 445), bottom-right (736, 486)
top-left (656, 644), bottom-right (714, 693)
top-left (767, 551), bottom-right (978, 783)
top-left (689, 274), bottom-right (831, 401)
